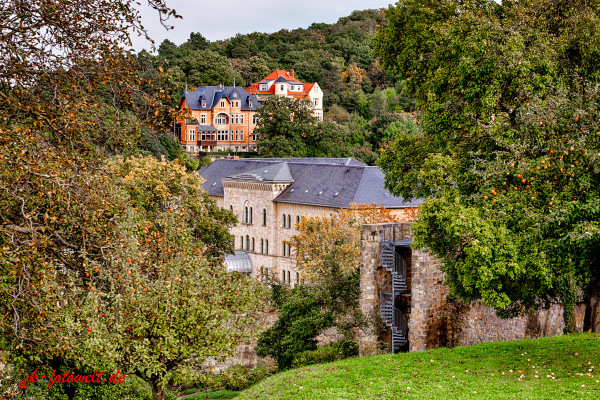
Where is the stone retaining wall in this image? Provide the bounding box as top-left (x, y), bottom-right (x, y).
top-left (359, 222), bottom-right (586, 355)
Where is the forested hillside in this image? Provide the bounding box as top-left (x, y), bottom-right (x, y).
top-left (137, 9), bottom-right (419, 165)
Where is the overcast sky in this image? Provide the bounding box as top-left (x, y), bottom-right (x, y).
top-left (132, 0), bottom-right (395, 52)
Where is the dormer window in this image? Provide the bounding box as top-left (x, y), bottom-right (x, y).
top-left (280, 85), bottom-right (284, 91)
top-left (260, 84), bottom-right (267, 91)
top-left (201, 100), bottom-right (206, 107)
top-left (249, 100), bottom-right (253, 107)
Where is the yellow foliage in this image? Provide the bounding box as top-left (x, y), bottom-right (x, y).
top-left (292, 203), bottom-right (398, 281)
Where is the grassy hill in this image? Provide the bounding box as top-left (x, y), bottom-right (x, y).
top-left (236, 333), bottom-right (600, 399)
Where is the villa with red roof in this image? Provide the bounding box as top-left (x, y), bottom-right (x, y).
top-left (247, 69), bottom-right (324, 121)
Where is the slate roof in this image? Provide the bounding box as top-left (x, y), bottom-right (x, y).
top-left (228, 162), bottom-right (293, 182)
top-left (197, 124), bottom-right (217, 132)
top-left (198, 158), bottom-right (421, 209)
top-left (181, 86), bottom-right (260, 111)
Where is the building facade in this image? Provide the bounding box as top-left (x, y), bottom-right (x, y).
top-left (247, 70), bottom-right (324, 121)
top-left (177, 85), bottom-right (261, 153)
top-left (198, 158), bottom-right (420, 285)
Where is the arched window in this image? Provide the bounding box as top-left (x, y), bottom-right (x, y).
top-left (246, 235), bottom-right (250, 250)
top-left (263, 209), bottom-right (267, 226)
top-left (260, 266), bottom-right (264, 277)
top-left (261, 239), bottom-right (264, 253)
top-left (240, 235), bottom-right (243, 249)
top-left (296, 215), bottom-right (300, 226)
top-left (245, 207), bottom-right (248, 224)
top-left (230, 205), bottom-right (233, 212)
top-left (296, 272), bottom-right (300, 283)
top-left (283, 241), bottom-right (286, 257)
top-left (287, 271), bottom-right (290, 283)
top-left (250, 207), bottom-right (253, 224)
top-left (282, 270), bottom-right (286, 282)
top-left (252, 238), bottom-right (255, 252)
top-left (287, 214), bottom-right (291, 228)
top-left (282, 213), bottom-right (286, 228)
top-left (265, 240), bottom-right (269, 254)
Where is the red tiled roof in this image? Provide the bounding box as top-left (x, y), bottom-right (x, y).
top-left (247, 70), bottom-right (318, 97)
top-left (260, 69), bottom-right (293, 82)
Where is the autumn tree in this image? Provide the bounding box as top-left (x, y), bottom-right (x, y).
top-left (0, 1), bottom-right (264, 398)
top-left (374, 0), bottom-right (600, 330)
top-left (290, 204), bottom-right (400, 334)
top-left (68, 156), bottom-right (262, 400)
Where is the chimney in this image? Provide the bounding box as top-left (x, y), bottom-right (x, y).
top-left (290, 69), bottom-right (295, 78)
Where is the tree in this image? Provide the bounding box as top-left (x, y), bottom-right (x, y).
top-left (255, 286), bottom-right (334, 371)
top-left (291, 204), bottom-right (400, 334)
top-left (373, 0), bottom-right (600, 330)
top-left (177, 50), bottom-right (244, 87)
top-left (0, 0), bottom-right (181, 385)
top-left (255, 97), bottom-right (317, 157)
top-left (256, 97), bottom-right (352, 158)
top-left (68, 156), bottom-right (262, 400)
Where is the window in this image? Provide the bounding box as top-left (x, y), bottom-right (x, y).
top-left (240, 235), bottom-right (243, 249)
top-left (296, 215), bottom-right (300, 226)
top-left (252, 238), bottom-right (255, 252)
top-left (296, 272), bottom-right (300, 283)
top-left (220, 100), bottom-right (225, 107)
top-left (282, 270), bottom-right (286, 282)
top-left (260, 84), bottom-right (267, 91)
top-left (249, 100), bottom-right (253, 107)
top-left (201, 114), bottom-right (206, 124)
top-left (201, 134), bottom-right (206, 141)
top-left (282, 214), bottom-right (286, 228)
top-left (250, 207), bottom-right (253, 224)
top-left (283, 242), bottom-right (286, 257)
top-left (261, 239), bottom-right (264, 254)
top-left (230, 205), bottom-right (233, 212)
top-left (265, 240), bottom-right (269, 254)
top-left (201, 100), bottom-right (207, 107)
top-left (252, 133), bottom-right (257, 141)
top-left (260, 266), bottom-right (264, 277)
top-left (215, 114), bottom-right (227, 124)
top-left (280, 85), bottom-right (284, 91)
top-left (253, 114), bottom-right (259, 125)
top-left (240, 115), bottom-right (244, 124)
top-left (287, 214), bottom-right (291, 228)
top-left (246, 235), bottom-right (250, 250)
top-left (288, 243), bottom-right (292, 257)
top-left (287, 270), bottom-right (290, 283)
top-left (263, 209), bottom-right (267, 226)
top-left (245, 207), bottom-right (248, 223)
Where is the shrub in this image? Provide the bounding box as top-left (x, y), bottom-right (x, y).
top-left (291, 339), bottom-right (359, 368)
top-left (223, 364), bottom-right (276, 391)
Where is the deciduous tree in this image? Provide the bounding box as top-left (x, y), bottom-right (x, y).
top-left (374, 0), bottom-right (600, 330)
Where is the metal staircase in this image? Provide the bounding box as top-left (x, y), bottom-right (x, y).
top-left (379, 224), bottom-right (409, 354)
top-left (379, 291), bottom-right (408, 353)
top-left (380, 241), bottom-right (408, 294)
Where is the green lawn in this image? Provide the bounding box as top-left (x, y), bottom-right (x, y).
top-left (237, 333), bottom-right (600, 399)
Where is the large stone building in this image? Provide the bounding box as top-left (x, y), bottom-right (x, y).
top-left (247, 69), bottom-right (324, 121)
top-left (177, 85), bottom-right (261, 153)
top-left (198, 157), bottom-right (419, 284)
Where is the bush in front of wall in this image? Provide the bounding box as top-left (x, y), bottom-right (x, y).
top-left (291, 339), bottom-right (359, 368)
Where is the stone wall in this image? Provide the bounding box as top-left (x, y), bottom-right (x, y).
top-left (359, 222), bottom-right (586, 355)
